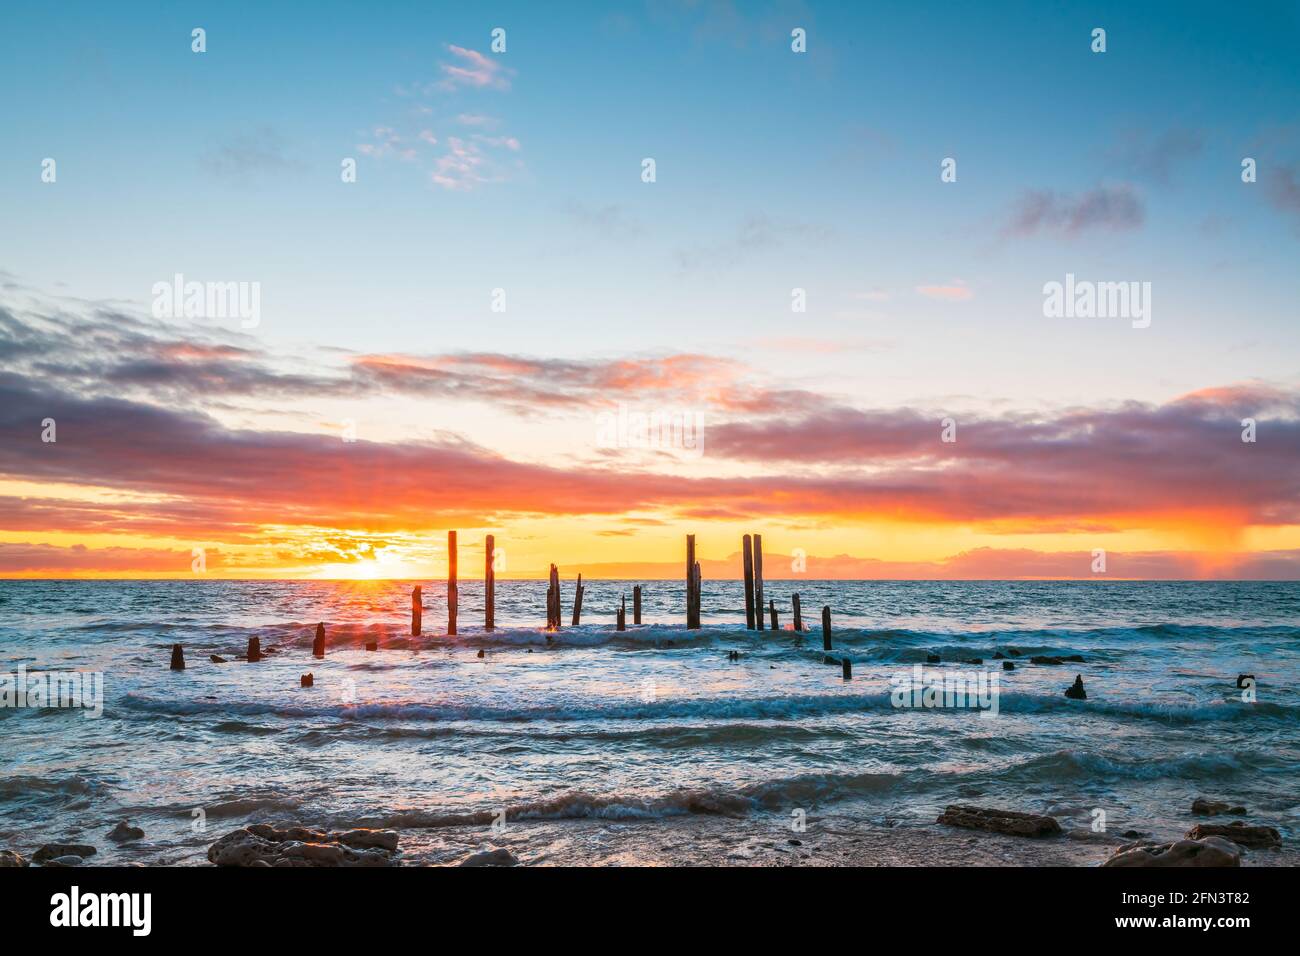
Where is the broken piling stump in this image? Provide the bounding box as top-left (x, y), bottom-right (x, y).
top-left (300, 673), bottom-right (313, 688)
top-left (685, 535), bottom-right (701, 629)
top-left (753, 534), bottom-right (765, 631)
top-left (247, 637), bottom-right (262, 662)
top-left (616, 595), bottom-right (626, 631)
top-left (792, 593), bottom-right (803, 632)
top-left (485, 534), bottom-right (495, 631)
top-left (842, 657), bottom-right (852, 680)
top-left (821, 607), bottom-right (832, 651)
top-left (411, 585), bottom-right (422, 637)
top-left (447, 531), bottom-right (458, 636)
top-left (742, 534), bottom-right (756, 629)
top-left (769, 600), bottom-right (778, 631)
top-left (546, 564), bottom-right (561, 629)
top-left (313, 623), bottom-right (325, 658)
top-left (572, 573), bottom-right (585, 625)
top-left (169, 644), bottom-right (185, 671)
top-left (633, 585), bottom-right (642, 625)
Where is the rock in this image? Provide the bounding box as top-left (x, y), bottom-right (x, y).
top-left (0, 850), bottom-right (28, 867)
top-left (925, 654), bottom-right (941, 664)
top-left (1031, 656), bottom-right (1063, 665)
top-left (1006, 648), bottom-right (1022, 656)
top-left (1102, 836), bottom-right (1241, 868)
top-left (936, 805), bottom-right (1062, 838)
top-left (788, 838), bottom-right (802, 846)
top-left (1236, 674), bottom-right (1254, 688)
top-left (300, 673), bottom-right (313, 688)
top-left (992, 651), bottom-right (1005, 660)
top-left (32, 843), bottom-right (97, 863)
top-left (1062, 655), bottom-right (1085, 662)
top-left (43, 855), bottom-right (85, 867)
top-left (1191, 797), bottom-right (1246, 816)
top-left (458, 848), bottom-right (518, 867)
top-left (1186, 822), bottom-right (1281, 848)
top-left (963, 658), bottom-right (983, 665)
top-left (1002, 661), bottom-right (1015, 671)
top-left (207, 824), bottom-right (399, 867)
top-left (1065, 675), bottom-right (1087, 700)
top-left (107, 821), bottom-right (144, 843)
top-left (209, 655), bottom-right (227, 663)
top-left (1120, 829), bottom-right (1147, 839)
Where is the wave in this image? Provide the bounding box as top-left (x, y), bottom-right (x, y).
top-left (120, 687), bottom-right (1295, 726)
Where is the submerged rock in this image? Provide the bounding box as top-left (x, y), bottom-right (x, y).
top-left (1191, 797), bottom-right (1246, 816)
top-left (925, 654), bottom-right (941, 664)
top-left (107, 821), bottom-right (144, 843)
top-left (0, 850), bottom-right (27, 867)
top-left (210, 655), bottom-right (227, 663)
top-left (1065, 675), bottom-right (1087, 700)
top-left (1103, 836), bottom-right (1241, 868)
top-left (1031, 655), bottom-right (1063, 665)
top-left (207, 824), bottom-right (399, 867)
top-left (936, 805), bottom-right (1062, 838)
top-left (1186, 822), bottom-right (1281, 848)
top-left (1002, 661), bottom-right (1015, 671)
top-left (33, 843), bottom-right (96, 863)
top-left (458, 848), bottom-right (518, 867)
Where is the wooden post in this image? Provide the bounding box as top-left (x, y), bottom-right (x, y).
top-left (572, 573), bottom-right (585, 625)
top-left (447, 531), bottom-right (458, 636)
top-left (821, 606), bottom-right (832, 651)
top-left (754, 534), bottom-right (765, 631)
top-left (692, 561), bottom-right (702, 628)
top-left (485, 534), bottom-right (495, 632)
top-left (742, 534), bottom-right (755, 629)
top-left (792, 593), bottom-right (803, 632)
top-left (769, 600), bottom-right (778, 631)
top-left (685, 535), bottom-right (697, 629)
top-left (247, 636), bottom-right (261, 662)
top-left (411, 585), bottom-right (422, 637)
top-left (300, 673), bottom-right (314, 688)
top-left (312, 623), bottom-right (325, 658)
top-left (842, 657), bottom-right (852, 680)
top-left (547, 564), bottom-right (561, 629)
top-left (169, 643), bottom-right (185, 671)
top-left (617, 594), bottom-right (626, 631)
top-left (633, 585), bottom-right (642, 625)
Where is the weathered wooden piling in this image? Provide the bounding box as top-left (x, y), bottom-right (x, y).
top-left (312, 623), bottom-right (325, 658)
top-left (572, 573), bottom-right (585, 625)
top-left (821, 606), bottom-right (832, 651)
top-left (754, 534), bottom-right (765, 631)
top-left (769, 600), bottom-right (778, 631)
top-left (300, 673), bottom-right (313, 688)
top-left (842, 657), bottom-right (852, 680)
top-left (792, 593), bottom-right (803, 632)
top-left (742, 534), bottom-right (756, 630)
top-left (485, 534), bottom-right (495, 632)
top-left (247, 636), bottom-right (262, 662)
top-left (685, 535), bottom-right (701, 629)
top-left (633, 585), bottom-right (642, 625)
top-left (546, 564), bottom-right (561, 629)
top-left (365, 640), bottom-right (377, 651)
top-left (411, 585), bottom-right (422, 637)
top-left (617, 594), bottom-right (626, 631)
top-left (447, 531), bottom-right (458, 636)
top-left (169, 643), bottom-right (185, 671)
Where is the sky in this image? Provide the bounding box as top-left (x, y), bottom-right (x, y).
top-left (1, 0), bottom-right (1298, 579)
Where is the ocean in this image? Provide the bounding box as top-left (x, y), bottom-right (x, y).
top-left (1, 579), bottom-right (1297, 864)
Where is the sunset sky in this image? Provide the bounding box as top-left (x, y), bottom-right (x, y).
top-left (1, 1), bottom-right (1298, 579)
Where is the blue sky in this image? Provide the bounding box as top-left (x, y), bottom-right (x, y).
top-left (3, 0), bottom-right (1299, 411)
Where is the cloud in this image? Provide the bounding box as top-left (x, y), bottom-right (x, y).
top-left (915, 280), bottom-right (973, 301)
top-left (202, 127), bottom-right (304, 182)
top-left (0, 543), bottom-right (213, 574)
top-left (1108, 127), bottom-right (1205, 184)
top-left (438, 45), bottom-right (512, 91)
top-left (675, 214), bottom-right (832, 271)
top-left (563, 201), bottom-right (643, 240)
top-left (1002, 183), bottom-right (1145, 238)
